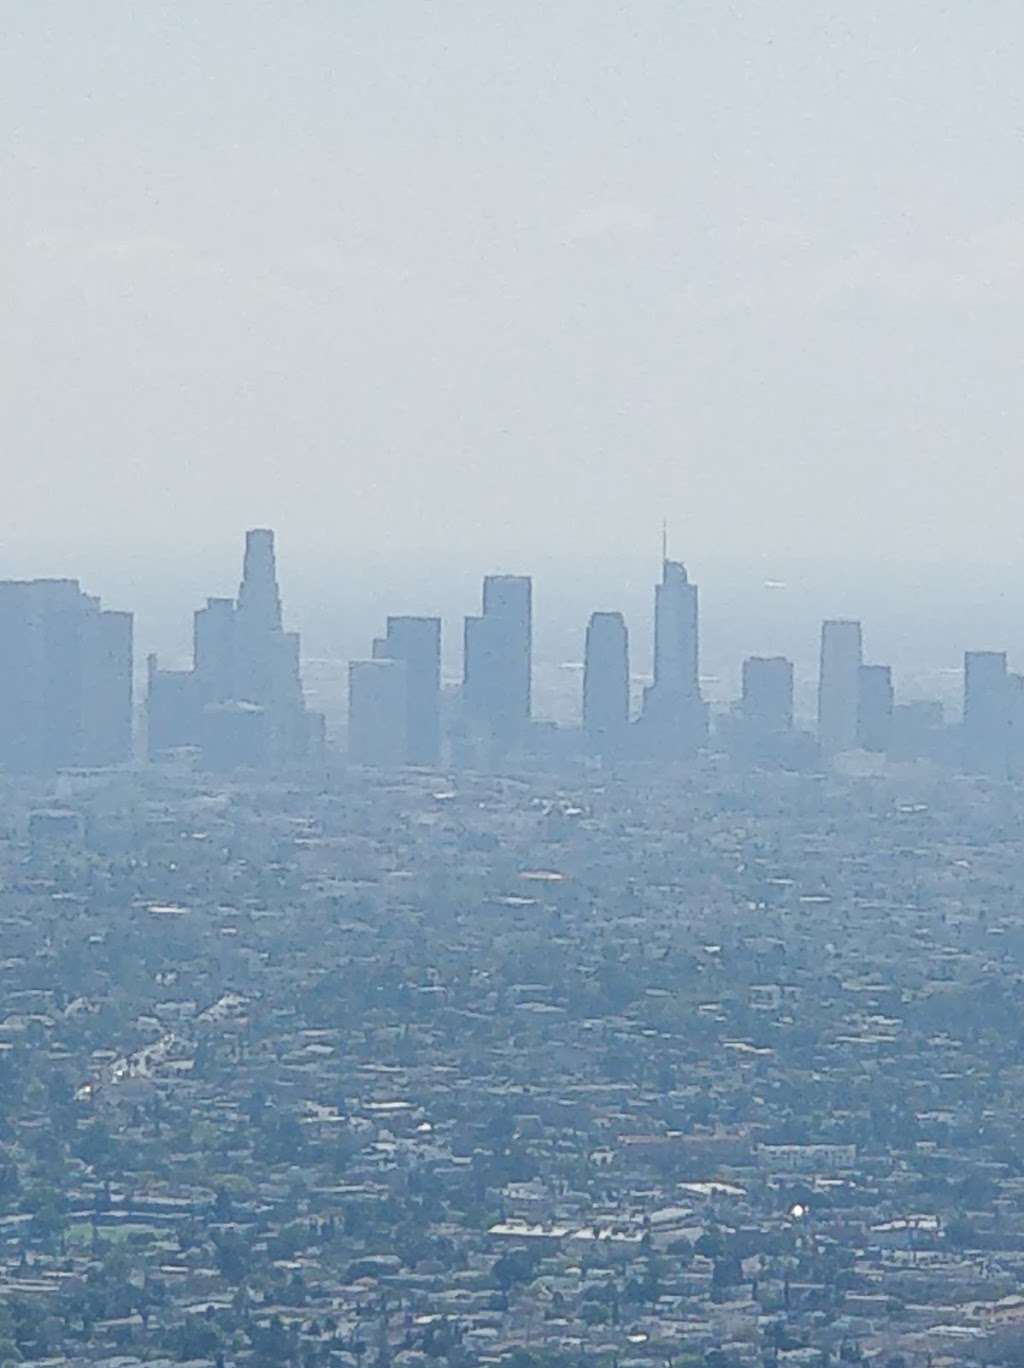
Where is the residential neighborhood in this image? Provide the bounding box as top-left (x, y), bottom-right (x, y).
top-left (0, 757), bottom-right (1023, 1366)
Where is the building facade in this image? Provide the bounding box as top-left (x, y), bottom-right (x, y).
top-left (463, 574), bottom-right (532, 746)
top-left (0, 579), bottom-right (132, 771)
top-left (818, 619), bottom-right (863, 754)
top-left (583, 611), bottom-right (630, 755)
top-left (373, 616), bottom-right (442, 765)
top-left (146, 529), bottom-right (322, 767)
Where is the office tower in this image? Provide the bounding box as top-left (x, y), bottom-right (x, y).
top-left (0, 583), bottom-right (42, 771)
top-left (80, 607), bottom-right (134, 765)
top-left (963, 650), bottom-right (1010, 777)
top-left (348, 659), bottom-right (408, 765)
top-left (640, 559), bottom-right (707, 750)
top-left (146, 529), bottom-right (323, 768)
top-left (652, 560), bottom-right (699, 701)
top-left (237, 528), bottom-right (283, 632)
top-left (194, 597), bottom-right (236, 705)
top-left (234, 529), bottom-right (309, 759)
top-left (817, 620), bottom-right (863, 754)
top-left (742, 656), bottom-right (794, 734)
top-left (463, 575), bottom-right (532, 745)
top-left (200, 701), bottom-right (270, 770)
top-left (278, 629), bottom-right (312, 761)
top-left (484, 574), bottom-right (532, 730)
top-left (583, 611), bottom-right (629, 754)
top-left (462, 613), bottom-right (494, 719)
top-left (146, 655), bottom-right (200, 759)
top-left (890, 700), bottom-right (945, 763)
top-left (0, 579), bottom-right (133, 772)
top-left (857, 664), bottom-right (894, 753)
top-left (374, 616), bottom-right (442, 765)
top-left (36, 586), bottom-right (92, 770)
top-left (234, 530), bottom-right (284, 693)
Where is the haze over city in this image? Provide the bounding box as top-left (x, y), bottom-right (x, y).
top-left (7, 6), bottom-right (1024, 1368)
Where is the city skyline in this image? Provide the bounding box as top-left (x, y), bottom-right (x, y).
top-left (8, 5), bottom-right (1024, 1363)
top-left (6, 541), bottom-right (1023, 706)
top-left (6, 526), bottom-right (1024, 777)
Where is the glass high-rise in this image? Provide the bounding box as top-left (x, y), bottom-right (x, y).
top-left (817, 619), bottom-right (863, 754)
top-left (463, 575), bottom-right (532, 745)
top-left (583, 611), bottom-right (629, 754)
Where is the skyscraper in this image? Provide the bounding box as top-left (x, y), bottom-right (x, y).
top-left (146, 655), bottom-right (199, 759)
top-left (373, 616), bottom-right (442, 765)
top-left (348, 658), bottom-right (408, 766)
top-left (80, 605), bottom-right (134, 765)
top-left (200, 701), bottom-right (270, 770)
top-left (583, 611), bottom-right (629, 755)
top-left (0, 580), bottom-right (133, 771)
top-left (857, 664), bottom-right (894, 753)
top-left (640, 559), bottom-right (707, 750)
top-left (237, 528), bottom-right (283, 631)
top-left (194, 597), bottom-right (236, 705)
top-left (463, 575), bottom-right (532, 745)
top-left (146, 529), bottom-right (322, 767)
top-left (233, 529), bottom-right (295, 719)
top-left (963, 650), bottom-right (1010, 777)
top-left (889, 700), bottom-right (945, 763)
top-left (817, 620), bottom-right (863, 754)
top-left (741, 656), bottom-right (794, 735)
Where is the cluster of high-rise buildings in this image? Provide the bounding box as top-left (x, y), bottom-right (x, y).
top-left (3, 527), bottom-right (1024, 777)
top-left (346, 553), bottom-right (1024, 779)
top-left (147, 529), bottom-right (324, 769)
top-left (808, 623), bottom-right (1024, 778)
top-left (346, 557), bottom-right (710, 767)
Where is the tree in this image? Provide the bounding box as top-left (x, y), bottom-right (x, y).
top-left (492, 1246), bottom-right (541, 1290)
top-left (214, 1230), bottom-right (251, 1284)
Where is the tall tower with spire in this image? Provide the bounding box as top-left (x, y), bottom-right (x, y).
top-left (652, 559), bottom-right (700, 704)
top-left (639, 552), bottom-right (707, 752)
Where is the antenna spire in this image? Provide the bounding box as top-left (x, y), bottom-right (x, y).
top-left (661, 519), bottom-right (668, 564)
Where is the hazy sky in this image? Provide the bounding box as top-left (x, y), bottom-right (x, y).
top-left (5, 1), bottom-right (1024, 583)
